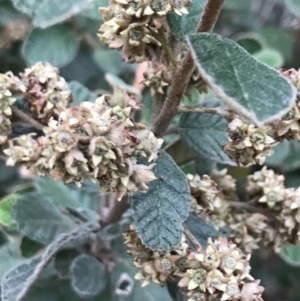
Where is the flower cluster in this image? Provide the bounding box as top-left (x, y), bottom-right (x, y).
top-left (124, 224), bottom-right (189, 286)
top-left (186, 168), bottom-right (300, 254)
top-left (143, 62), bottom-right (170, 95)
top-left (4, 86), bottom-right (163, 200)
top-left (98, 0), bottom-right (192, 62)
top-left (187, 172), bottom-right (233, 230)
top-left (178, 238), bottom-right (264, 301)
top-left (20, 62), bottom-right (72, 122)
top-left (125, 225), bottom-right (265, 301)
top-left (224, 118), bottom-right (278, 166)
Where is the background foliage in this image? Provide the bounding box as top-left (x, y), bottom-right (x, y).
top-left (1, 0), bottom-right (300, 300)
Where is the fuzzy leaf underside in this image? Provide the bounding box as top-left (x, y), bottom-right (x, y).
top-left (187, 33), bottom-right (296, 125)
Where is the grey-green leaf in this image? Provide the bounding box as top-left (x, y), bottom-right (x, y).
top-left (1, 257), bottom-right (41, 301)
top-left (179, 102), bottom-right (234, 165)
top-left (1, 222), bottom-right (100, 301)
top-left (285, 0), bottom-right (300, 17)
top-left (12, 192), bottom-right (75, 244)
top-left (187, 33), bottom-right (296, 126)
top-left (11, 0), bottom-right (95, 28)
top-left (71, 254), bottom-right (106, 297)
top-left (129, 151), bottom-right (191, 251)
top-left (167, 0), bottom-right (207, 41)
top-left (22, 25), bottom-right (79, 68)
top-left (279, 245), bottom-right (300, 267)
top-left (69, 80), bottom-right (97, 107)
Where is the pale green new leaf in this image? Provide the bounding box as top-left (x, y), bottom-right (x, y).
top-left (187, 33), bottom-right (296, 126)
top-left (70, 254), bottom-right (106, 297)
top-left (0, 194), bottom-right (18, 228)
top-left (12, 192), bottom-right (75, 244)
top-left (253, 48), bottom-right (284, 68)
top-left (167, 0), bottom-right (207, 40)
top-left (11, 0), bottom-right (95, 28)
top-left (22, 25), bottom-right (80, 68)
top-left (129, 151), bottom-right (191, 251)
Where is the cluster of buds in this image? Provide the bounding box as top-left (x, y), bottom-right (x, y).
top-left (271, 68), bottom-right (300, 141)
top-left (233, 167), bottom-right (300, 252)
top-left (223, 118), bottom-right (278, 166)
top-left (186, 168), bottom-right (300, 254)
top-left (124, 224), bottom-right (189, 286)
top-left (19, 62), bottom-right (72, 122)
top-left (187, 172), bottom-right (234, 230)
top-left (4, 86), bottom-right (163, 200)
top-left (143, 62), bottom-right (170, 95)
top-left (0, 72), bottom-right (21, 145)
top-left (98, 0), bottom-right (192, 62)
top-left (125, 225), bottom-right (264, 301)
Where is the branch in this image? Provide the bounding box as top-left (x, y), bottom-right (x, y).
top-left (151, 0), bottom-right (225, 137)
top-left (229, 201), bottom-right (272, 215)
top-left (164, 126), bottom-right (179, 135)
top-left (12, 106), bottom-right (44, 131)
top-left (178, 106), bottom-right (233, 120)
top-left (183, 224), bottom-right (201, 249)
top-left (99, 195), bottom-right (129, 228)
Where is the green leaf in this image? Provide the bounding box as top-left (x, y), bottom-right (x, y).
top-left (20, 237), bottom-right (44, 258)
top-left (187, 33), bottom-right (296, 126)
top-left (253, 48), bottom-right (284, 68)
top-left (69, 80), bottom-right (97, 107)
top-left (36, 176), bottom-right (80, 209)
top-left (0, 240), bottom-right (23, 281)
top-left (1, 256), bottom-right (41, 301)
top-left (235, 33), bottom-right (264, 54)
top-left (54, 249), bottom-right (80, 279)
top-left (11, 0), bottom-right (96, 28)
top-left (12, 192), bottom-right (75, 244)
top-left (22, 25), bottom-right (79, 68)
top-left (256, 26), bottom-right (294, 62)
top-left (285, 0), bottom-right (300, 17)
top-left (81, 0), bottom-right (108, 20)
top-left (129, 151), bottom-right (191, 251)
top-left (105, 73), bottom-right (140, 96)
top-left (93, 49), bottom-right (127, 76)
top-left (0, 194), bottom-right (18, 228)
top-left (179, 101), bottom-right (234, 165)
top-left (165, 139), bottom-right (197, 166)
top-left (71, 254), bottom-right (106, 297)
top-left (184, 213), bottom-right (228, 248)
top-left (223, 0), bottom-right (251, 10)
top-left (1, 222), bottom-right (101, 301)
top-left (266, 139), bottom-right (291, 166)
top-left (279, 245), bottom-right (300, 267)
top-left (280, 142), bottom-right (300, 172)
top-left (167, 0), bottom-right (207, 41)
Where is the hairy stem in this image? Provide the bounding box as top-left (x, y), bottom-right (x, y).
top-left (99, 195), bottom-right (129, 227)
top-left (12, 106), bottom-right (44, 131)
top-left (151, 0), bottom-right (225, 137)
top-left (183, 224), bottom-right (201, 249)
top-left (178, 106), bottom-right (233, 120)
